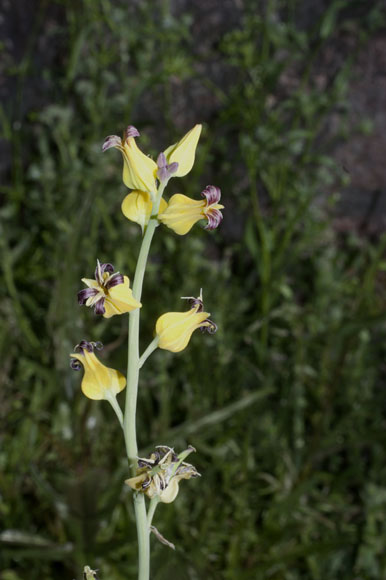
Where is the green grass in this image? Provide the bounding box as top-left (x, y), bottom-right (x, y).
top-left (1, 0), bottom-right (386, 578)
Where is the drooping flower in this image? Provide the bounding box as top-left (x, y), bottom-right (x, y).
top-left (125, 446), bottom-right (200, 504)
top-left (158, 185), bottom-right (224, 235)
top-left (155, 291), bottom-right (217, 353)
top-left (162, 124), bottom-right (202, 178)
top-left (70, 341), bottom-right (126, 401)
top-left (121, 190), bottom-right (168, 233)
top-left (103, 125), bottom-right (158, 193)
top-left (78, 260), bottom-right (141, 318)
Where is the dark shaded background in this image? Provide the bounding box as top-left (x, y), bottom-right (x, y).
top-left (2, 1), bottom-right (386, 579)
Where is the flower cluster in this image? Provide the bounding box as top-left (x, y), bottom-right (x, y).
top-left (125, 446), bottom-right (200, 504)
top-left (103, 123), bottom-right (224, 235)
top-left (70, 123), bottom-right (224, 509)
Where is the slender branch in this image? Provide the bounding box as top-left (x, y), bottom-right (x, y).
top-left (139, 337), bottom-right (159, 369)
top-left (147, 496), bottom-right (160, 528)
top-left (105, 391), bottom-right (124, 429)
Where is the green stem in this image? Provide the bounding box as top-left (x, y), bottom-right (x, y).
top-left (105, 391), bottom-right (124, 428)
top-left (134, 493), bottom-right (150, 580)
top-left (147, 497), bottom-right (160, 528)
top-left (124, 217), bottom-right (158, 464)
top-left (123, 180), bottom-right (167, 580)
top-left (139, 337), bottom-right (159, 369)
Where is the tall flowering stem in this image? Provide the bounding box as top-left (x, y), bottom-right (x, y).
top-left (73, 124), bottom-right (223, 580)
top-left (123, 182), bottom-right (166, 580)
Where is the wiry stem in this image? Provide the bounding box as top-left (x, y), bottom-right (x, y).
top-left (123, 181), bottom-right (167, 580)
top-left (147, 497), bottom-right (160, 528)
top-left (139, 337), bottom-right (159, 369)
top-left (105, 391), bottom-right (124, 429)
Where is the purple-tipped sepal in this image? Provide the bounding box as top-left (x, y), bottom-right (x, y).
top-left (201, 185), bottom-right (223, 230)
top-left (105, 273), bottom-right (124, 289)
top-left (181, 291), bottom-right (217, 334)
top-left (125, 125), bottom-right (140, 139)
top-left (201, 320), bottom-right (218, 334)
top-left (71, 340), bottom-right (103, 369)
top-left (102, 135), bottom-right (122, 152)
top-left (205, 209), bottom-right (223, 230)
top-left (94, 299), bottom-right (106, 315)
top-left (78, 288), bottom-right (99, 305)
top-left (201, 185), bottom-right (221, 205)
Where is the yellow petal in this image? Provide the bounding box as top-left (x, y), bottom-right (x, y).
top-left (159, 479), bottom-right (180, 503)
top-left (121, 191), bottom-right (168, 231)
top-left (158, 193), bottom-right (205, 235)
top-left (125, 474), bottom-right (158, 499)
top-left (81, 278), bottom-right (100, 289)
top-left (156, 308), bottom-right (210, 353)
top-left (121, 137), bottom-right (157, 192)
top-left (70, 351), bottom-right (126, 400)
top-left (125, 474), bottom-right (146, 492)
top-left (163, 124), bottom-right (202, 178)
top-left (103, 276), bottom-right (142, 318)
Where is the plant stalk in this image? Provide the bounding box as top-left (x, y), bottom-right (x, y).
top-left (123, 181), bottom-right (167, 580)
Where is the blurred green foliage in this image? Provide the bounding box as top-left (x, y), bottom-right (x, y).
top-left (1, 0), bottom-right (386, 578)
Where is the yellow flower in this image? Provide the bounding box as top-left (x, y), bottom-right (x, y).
top-left (70, 341), bottom-right (126, 401)
top-left (78, 260), bottom-right (141, 318)
top-left (103, 124), bottom-right (202, 189)
top-left (155, 292), bottom-right (217, 353)
top-left (125, 446), bottom-right (200, 504)
top-left (103, 126), bottom-right (157, 193)
top-left (121, 190), bottom-right (168, 232)
top-left (158, 185), bottom-right (224, 235)
top-left (162, 124), bottom-right (202, 178)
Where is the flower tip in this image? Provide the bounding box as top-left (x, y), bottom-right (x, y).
top-left (201, 185), bottom-right (221, 204)
top-left (70, 357), bottom-right (82, 370)
top-left (204, 320), bottom-right (218, 334)
top-left (125, 125), bottom-right (140, 139)
top-left (102, 135), bottom-right (122, 152)
top-left (157, 152), bottom-right (166, 167)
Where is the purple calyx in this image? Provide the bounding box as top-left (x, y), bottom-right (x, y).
top-left (74, 340), bottom-right (103, 354)
top-left (102, 135), bottom-right (122, 152)
top-left (157, 152), bottom-right (179, 182)
top-left (205, 208), bottom-right (223, 231)
top-left (125, 125), bottom-right (140, 139)
top-left (71, 340), bottom-right (103, 369)
top-left (201, 185), bottom-right (221, 206)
